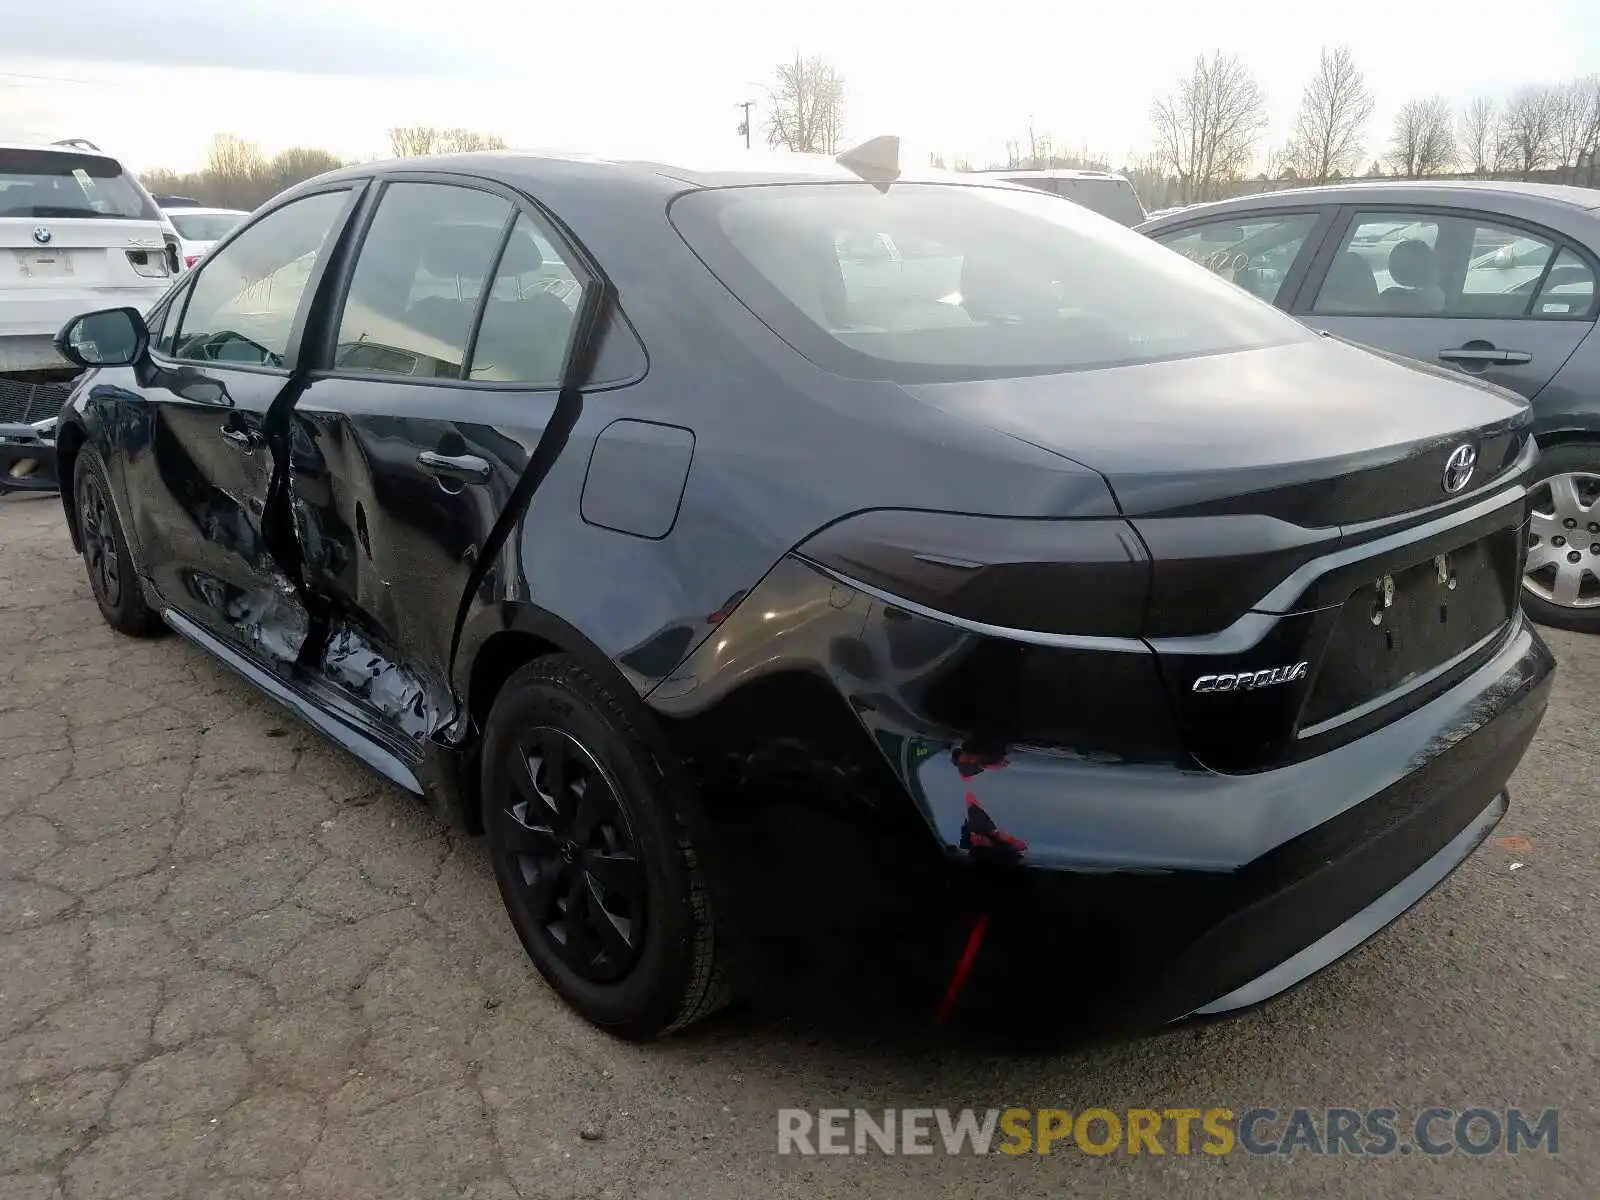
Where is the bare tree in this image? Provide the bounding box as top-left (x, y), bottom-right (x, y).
top-left (1459, 95), bottom-right (1500, 176)
top-left (1150, 51), bottom-right (1269, 203)
top-left (388, 126), bottom-right (441, 157)
top-left (1550, 78), bottom-right (1599, 183)
top-left (1387, 97), bottom-right (1456, 177)
top-left (1498, 85), bottom-right (1560, 179)
top-left (765, 54), bottom-right (844, 154)
top-left (439, 129), bottom-right (509, 152)
top-left (1280, 46), bottom-right (1374, 183)
top-left (203, 134), bottom-right (268, 209)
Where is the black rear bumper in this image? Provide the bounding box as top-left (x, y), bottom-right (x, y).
top-left (681, 607), bottom-right (1553, 1036)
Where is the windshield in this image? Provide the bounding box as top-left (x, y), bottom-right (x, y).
top-left (168, 211), bottom-right (246, 241)
top-left (0, 149), bottom-right (158, 220)
top-left (672, 182), bottom-right (1306, 383)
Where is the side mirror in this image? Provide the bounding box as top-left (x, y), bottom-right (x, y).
top-left (55, 307), bottom-right (149, 368)
top-left (1491, 246), bottom-right (1517, 270)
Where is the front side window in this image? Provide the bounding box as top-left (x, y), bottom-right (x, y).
top-left (0, 148), bottom-right (158, 220)
top-left (1155, 213), bottom-right (1319, 304)
top-left (333, 182), bottom-right (512, 379)
top-left (672, 182), bottom-right (1307, 383)
top-left (1313, 211), bottom-right (1585, 319)
top-left (171, 190), bottom-right (349, 367)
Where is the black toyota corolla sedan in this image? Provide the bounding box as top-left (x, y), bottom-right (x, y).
top-left (52, 140), bottom-right (1553, 1040)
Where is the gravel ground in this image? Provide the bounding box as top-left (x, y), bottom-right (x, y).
top-left (2, 488), bottom-right (1596, 1199)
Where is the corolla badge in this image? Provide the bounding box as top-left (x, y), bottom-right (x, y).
top-left (32, 227), bottom-right (51, 245)
top-left (1442, 443), bottom-right (1477, 494)
top-left (1192, 661), bottom-right (1309, 694)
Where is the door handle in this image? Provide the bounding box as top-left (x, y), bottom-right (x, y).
top-left (1438, 346), bottom-right (1532, 366)
top-left (417, 450), bottom-right (491, 484)
top-left (219, 425), bottom-right (261, 450)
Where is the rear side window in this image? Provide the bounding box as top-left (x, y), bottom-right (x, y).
top-left (672, 182), bottom-right (1307, 383)
top-left (333, 182), bottom-right (513, 379)
top-left (1057, 178), bottom-right (1145, 226)
top-left (1312, 210), bottom-right (1596, 320)
top-left (0, 149), bottom-right (157, 220)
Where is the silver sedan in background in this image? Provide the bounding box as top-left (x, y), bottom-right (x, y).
top-left (1141, 180), bottom-right (1600, 632)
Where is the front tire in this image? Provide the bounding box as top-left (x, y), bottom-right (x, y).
top-left (481, 655), bottom-right (728, 1040)
top-left (74, 452), bottom-right (164, 637)
top-left (1522, 442), bottom-right (1600, 634)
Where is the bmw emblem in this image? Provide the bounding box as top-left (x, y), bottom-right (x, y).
top-left (32, 227), bottom-right (52, 245)
top-left (1442, 443), bottom-right (1477, 494)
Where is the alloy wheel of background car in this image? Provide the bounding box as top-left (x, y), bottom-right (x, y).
top-left (481, 655), bottom-right (728, 1039)
top-left (73, 454), bottom-right (165, 637)
top-left (1522, 444), bottom-right (1600, 634)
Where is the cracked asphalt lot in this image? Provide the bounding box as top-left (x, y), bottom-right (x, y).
top-left (2, 489), bottom-right (1597, 1199)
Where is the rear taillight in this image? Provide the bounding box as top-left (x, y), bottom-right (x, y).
top-left (797, 509), bottom-right (1150, 638)
top-left (125, 249), bottom-right (170, 278)
top-left (184, 255), bottom-right (199, 270)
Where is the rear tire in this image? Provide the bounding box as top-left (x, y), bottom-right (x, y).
top-left (480, 655), bottom-right (729, 1040)
top-left (74, 452), bottom-right (165, 637)
top-left (1522, 442), bottom-right (1600, 634)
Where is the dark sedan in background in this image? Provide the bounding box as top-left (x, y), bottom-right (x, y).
top-left (51, 147), bottom-right (1552, 1040)
top-left (1141, 181), bottom-right (1600, 632)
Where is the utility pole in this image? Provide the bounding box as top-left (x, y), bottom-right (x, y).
top-left (736, 100), bottom-right (755, 149)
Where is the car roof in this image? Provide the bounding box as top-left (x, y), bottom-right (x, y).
top-left (1141, 179), bottom-right (1600, 225)
top-left (162, 205), bottom-right (249, 216)
top-left (301, 147), bottom-right (1026, 198)
top-left (0, 139), bottom-right (125, 162)
top-left (975, 168), bottom-right (1131, 182)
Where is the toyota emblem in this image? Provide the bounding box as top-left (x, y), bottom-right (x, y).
top-left (32, 227), bottom-right (52, 245)
top-left (1442, 443), bottom-right (1477, 494)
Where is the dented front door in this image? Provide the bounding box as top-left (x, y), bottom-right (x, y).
top-left (122, 188), bottom-right (359, 654)
top-left (281, 179), bottom-right (594, 749)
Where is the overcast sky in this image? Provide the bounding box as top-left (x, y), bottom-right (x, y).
top-left (2, 0), bottom-right (1597, 173)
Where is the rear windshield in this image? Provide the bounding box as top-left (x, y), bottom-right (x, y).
top-left (671, 182), bottom-right (1306, 383)
top-left (999, 176), bottom-right (1146, 226)
top-left (0, 149), bottom-right (158, 220)
top-left (168, 211), bottom-right (246, 241)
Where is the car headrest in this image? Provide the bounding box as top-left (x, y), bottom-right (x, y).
top-left (1388, 239), bottom-right (1437, 289)
top-left (419, 221), bottom-right (505, 277)
top-left (1319, 251), bottom-right (1380, 311)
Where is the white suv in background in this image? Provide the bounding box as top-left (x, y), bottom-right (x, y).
top-left (1, 140), bottom-right (174, 492)
top-left (1, 140), bottom-right (174, 378)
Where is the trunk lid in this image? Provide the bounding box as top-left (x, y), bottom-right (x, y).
top-left (1, 217), bottom-right (168, 288)
top-left (904, 336), bottom-right (1535, 772)
top-left (901, 336), bottom-right (1531, 524)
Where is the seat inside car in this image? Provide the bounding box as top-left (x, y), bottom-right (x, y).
top-left (1317, 251), bottom-right (1381, 313)
top-left (466, 232), bottom-right (579, 383)
top-left (403, 222), bottom-right (507, 348)
top-left (1382, 239), bottom-right (1445, 313)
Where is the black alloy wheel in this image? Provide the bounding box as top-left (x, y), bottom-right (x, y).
top-left (74, 453), bottom-right (164, 636)
top-left (481, 655), bottom-right (729, 1039)
top-left (494, 726), bottom-right (647, 982)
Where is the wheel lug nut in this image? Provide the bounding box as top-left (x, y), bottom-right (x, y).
top-left (1568, 550), bottom-right (1582, 564)
top-left (1592, 544), bottom-right (1600, 555)
top-left (1552, 535), bottom-right (1566, 547)
top-left (1590, 522), bottom-right (1600, 534)
top-left (1565, 517), bottom-right (1579, 529)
